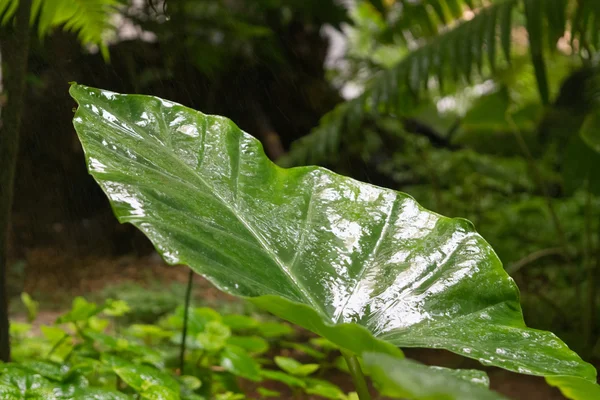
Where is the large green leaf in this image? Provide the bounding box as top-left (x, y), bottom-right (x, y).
top-left (70, 85), bottom-right (596, 386)
top-left (363, 352), bottom-right (507, 399)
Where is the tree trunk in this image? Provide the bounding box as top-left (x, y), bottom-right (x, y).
top-left (0, 0), bottom-right (32, 362)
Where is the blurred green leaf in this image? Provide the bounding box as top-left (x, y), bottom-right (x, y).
top-left (226, 336), bottom-right (269, 355)
top-left (363, 352), bottom-right (506, 399)
top-left (56, 297), bottom-right (103, 324)
top-left (274, 356), bottom-right (319, 377)
top-left (180, 375), bottom-right (202, 391)
top-left (305, 377), bottom-right (346, 399)
top-left (260, 369), bottom-right (305, 388)
top-left (20, 293), bottom-right (38, 323)
top-left (103, 299), bottom-right (131, 317)
top-left (197, 321), bottom-right (231, 352)
top-left (220, 345), bottom-right (262, 381)
top-left (221, 315), bottom-right (258, 331)
top-left (257, 387), bottom-right (280, 397)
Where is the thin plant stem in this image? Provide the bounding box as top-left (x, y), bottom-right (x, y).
top-left (341, 349), bottom-right (371, 400)
top-left (506, 114), bottom-right (571, 261)
top-left (179, 268), bottom-right (194, 375)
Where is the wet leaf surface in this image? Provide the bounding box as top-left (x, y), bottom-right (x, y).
top-left (71, 84), bottom-right (596, 389)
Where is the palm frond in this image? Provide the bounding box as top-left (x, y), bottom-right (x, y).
top-left (284, 0), bottom-right (600, 166)
top-left (0, 0), bottom-right (119, 58)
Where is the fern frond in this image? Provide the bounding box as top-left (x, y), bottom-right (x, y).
top-left (0, 0), bottom-right (118, 57)
top-left (381, 0), bottom-right (485, 41)
top-left (285, 0), bottom-right (600, 166)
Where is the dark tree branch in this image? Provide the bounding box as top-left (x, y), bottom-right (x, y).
top-left (0, 0), bottom-right (32, 363)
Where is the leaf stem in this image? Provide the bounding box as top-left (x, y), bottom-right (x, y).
top-left (341, 349), bottom-right (371, 400)
top-left (179, 268), bottom-right (194, 375)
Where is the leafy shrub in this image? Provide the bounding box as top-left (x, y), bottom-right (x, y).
top-left (7, 294), bottom-right (360, 399)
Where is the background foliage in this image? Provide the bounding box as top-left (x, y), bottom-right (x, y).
top-left (0, 0), bottom-right (599, 399)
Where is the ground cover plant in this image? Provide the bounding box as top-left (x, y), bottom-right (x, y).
top-left (45, 83), bottom-right (596, 399)
top-left (7, 293), bottom-right (365, 399)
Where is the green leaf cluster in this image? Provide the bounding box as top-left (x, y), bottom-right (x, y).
top-left (9, 292), bottom-right (365, 399)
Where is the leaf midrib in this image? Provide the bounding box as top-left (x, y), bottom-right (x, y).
top-left (80, 94), bottom-right (325, 316)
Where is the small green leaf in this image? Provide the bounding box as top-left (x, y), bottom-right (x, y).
top-left (197, 321), bottom-right (231, 352)
top-left (103, 299), bottom-right (131, 317)
top-left (257, 387), bottom-right (280, 398)
top-left (260, 370), bottom-right (305, 388)
top-left (305, 378), bottom-right (346, 399)
top-left (56, 297), bottom-right (102, 324)
top-left (364, 352), bottom-right (507, 399)
top-left (226, 336), bottom-right (269, 355)
top-left (274, 356), bottom-right (319, 377)
top-left (20, 293), bottom-right (39, 322)
top-left (180, 307), bottom-right (222, 335)
top-left (85, 329), bottom-right (128, 350)
top-left (180, 375), bottom-right (202, 390)
top-left (222, 315), bottom-right (258, 331)
top-left (220, 345), bottom-right (262, 381)
top-left (88, 317), bottom-right (110, 332)
top-left (128, 324), bottom-right (173, 341)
